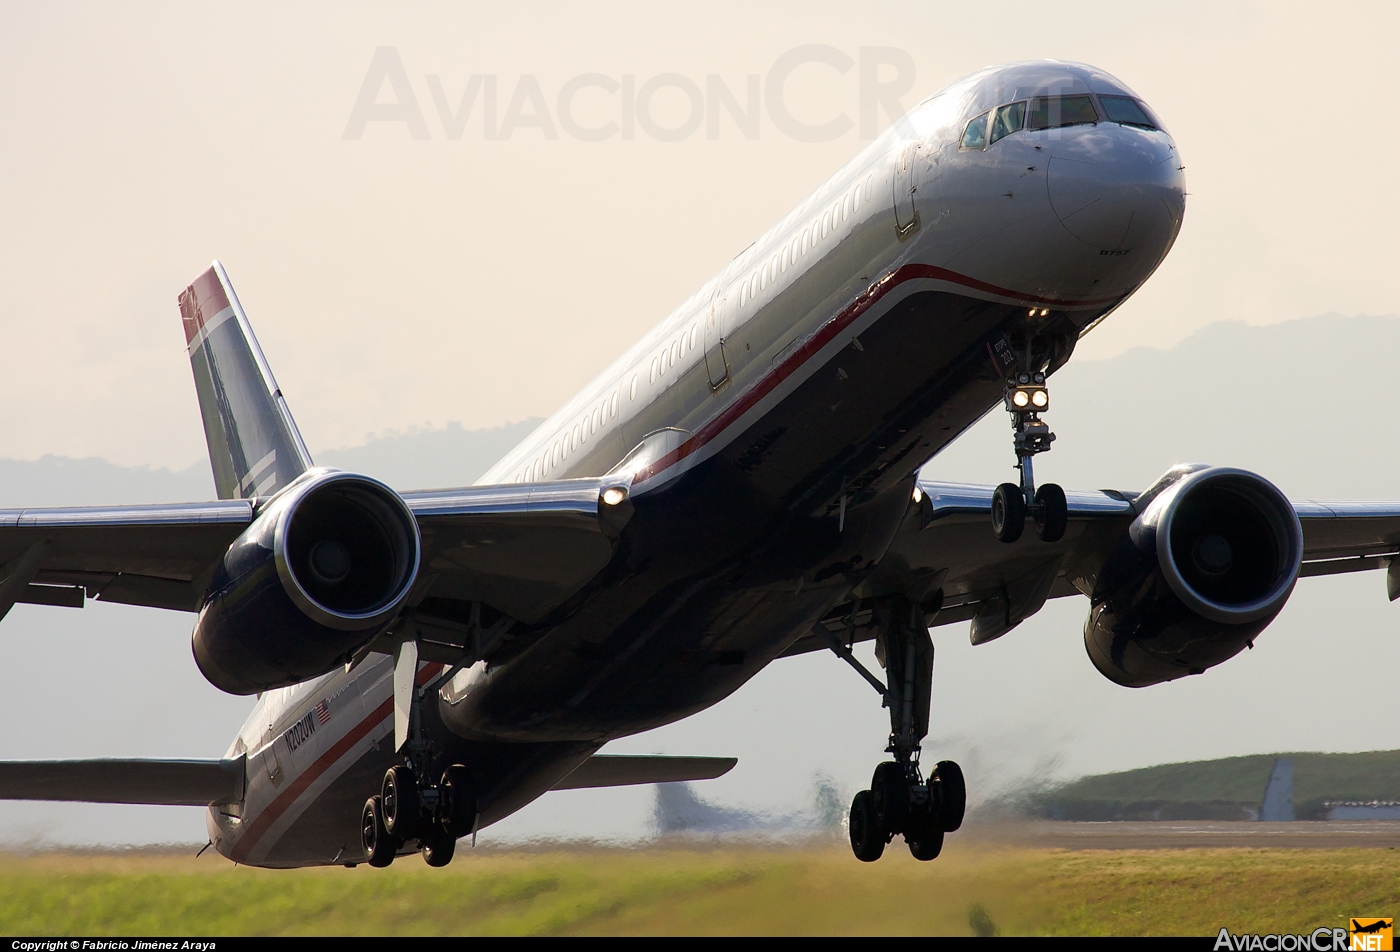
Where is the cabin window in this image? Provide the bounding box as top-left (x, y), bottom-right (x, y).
top-left (854, 183), bottom-right (863, 206)
top-left (630, 375), bottom-right (638, 400)
top-left (802, 228), bottom-right (810, 253)
top-left (671, 340), bottom-right (681, 364)
top-left (612, 392), bottom-right (620, 415)
top-left (988, 101), bottom-right (1026, 144)
top-left (650, 358), bottom-right (659, 383)
top-left (1099, 95), bottom-right (1157, 129)
top-left (1026, 95), bottom-right (1098, 130)
top-left (961, 112), bottom-right (988, 150)
top-left (690, 325), bottom-right (698, 349)
top-left (822, 211), bottom-right (830, 237)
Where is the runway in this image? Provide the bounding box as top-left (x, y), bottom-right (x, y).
top-left (967, 819), bottom-right (1400, 850)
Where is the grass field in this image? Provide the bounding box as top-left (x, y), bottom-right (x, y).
top-left (1, 838), bottom-right (1396, 936)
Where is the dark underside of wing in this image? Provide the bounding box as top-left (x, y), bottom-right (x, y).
top-left (782, 480), bottom-right (1400, 658)
top-left (0, 477), bottom-right (633, 640)
top-left (551, 755), bottom-right (738, 791)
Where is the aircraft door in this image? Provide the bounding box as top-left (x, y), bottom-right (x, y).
top-left (894, 142), bottom-right (920, 238)
top-left (704, 288), bottom-right (731, 390)
top-left (257, 693), bottom-right (283, 783)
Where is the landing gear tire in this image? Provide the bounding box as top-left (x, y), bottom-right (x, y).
top-left (420, 829), bottom-right (457, 867)
top-left (849, 790), bottom-right (885, 862)
top-left (1034, 483), bottom-right (1067, 543)
top-left (905, 822), bottom-right (945, 862)
top-left (361, 796), bottom-right (397, 868)
top-left (870, 761), bottom-right (909, 834)
top-left (991, 483), bottom-right (1025, 543)
top-left (439, 765), bottom-right (477, 839)
top-left (381, 765), bottom-right (422, 840)
top-left (931, 760), bottom-right (966, 833)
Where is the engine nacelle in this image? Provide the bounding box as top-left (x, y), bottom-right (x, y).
top-left (1084, 465), bottom-right (1302, 687)
top-left (193, 469), bottom-right (420, 694)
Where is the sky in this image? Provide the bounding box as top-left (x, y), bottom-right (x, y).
top-left (2, 1), bottom-right (1400, 847)
top-left (1, 1), bottom-right (1398, 469)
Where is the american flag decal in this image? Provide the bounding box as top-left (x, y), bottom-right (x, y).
top-left (315, 699), bottom-right (331, 725)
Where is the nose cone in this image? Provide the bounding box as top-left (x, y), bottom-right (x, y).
top-left (1048, 124), bottom-right (1185, 253)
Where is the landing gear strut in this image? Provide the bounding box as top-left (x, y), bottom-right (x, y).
top-left (359, 648), bottom-right (479, 868)
top-left (818, 596), bottom-right (965, 862)
top-left (993, 371), bottom-right (1066, 544)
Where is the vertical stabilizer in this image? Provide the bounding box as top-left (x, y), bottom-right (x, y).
top-left (178, 262), bottom-right (313, 500)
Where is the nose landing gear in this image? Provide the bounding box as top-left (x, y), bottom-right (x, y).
top-left (815, 596), bottom-right (965, 862)
top-left (994, 371), bottom-right (1067, 544)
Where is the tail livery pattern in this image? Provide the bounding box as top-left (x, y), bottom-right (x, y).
top-left (178, 261), bottom-right (312, 500)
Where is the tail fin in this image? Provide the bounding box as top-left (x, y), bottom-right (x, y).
top-left (178, 261), bottom-right (313, 500)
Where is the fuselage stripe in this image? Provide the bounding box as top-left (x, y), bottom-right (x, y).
top-left (633, 261), bottom-right (1123, 487)
top-left (229, 662), bottom-right (445, 864)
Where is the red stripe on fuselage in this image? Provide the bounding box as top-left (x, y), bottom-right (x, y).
top-left (632, 262), bottom-right (1124, 487)
top-left (229, 662), bottom-right (445, 865)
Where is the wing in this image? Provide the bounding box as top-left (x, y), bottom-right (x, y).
top-left (0, 477), bottom-right (632, 637)
top-left (551, 755), bottom-right (737, 791)
top-left (0, 756), bottom-right (244, 806)
top-left (783, 478), bottom-right (1400, 657)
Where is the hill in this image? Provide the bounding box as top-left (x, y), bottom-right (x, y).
top-left (1030, 750), bottom-right (1400, 821)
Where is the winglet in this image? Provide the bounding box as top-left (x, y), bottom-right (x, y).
top-left (178, 262), bottom-right (313, 499)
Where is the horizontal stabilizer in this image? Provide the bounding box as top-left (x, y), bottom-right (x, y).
top-left (0, 756), bottom-right (244, 806)
top-left (551, 754), bottom-right (736, 791)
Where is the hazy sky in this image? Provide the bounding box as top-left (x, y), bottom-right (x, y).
top-left (1, 1), bottom-right (1397, 469)
top-left (4, 2), bottom-right (1400, 846)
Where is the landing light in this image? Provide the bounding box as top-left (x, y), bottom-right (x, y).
top-left (1031, 390), bottom-right (1048, 408)
top-left (602, 487), bottom-right (628, 506)
top-left (912, 485), bottom-right (923, 503)
top-left (1012, 390), bottom-right (1030, 408)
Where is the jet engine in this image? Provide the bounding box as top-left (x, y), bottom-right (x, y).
top-left (1084, 465), bottom-right (1302, 687)
top-left (193, 469), bottom-right (420, 694)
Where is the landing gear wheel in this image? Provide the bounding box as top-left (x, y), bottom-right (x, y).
top-left (381, 765), bottom-right (422, 840)
top-left (932, 760), bottom-right (966, 833)
top-left (991, 483), bottom-right (1026, 543)
top-left (870, 761), bottom-right (909, 834)
top-left (1034, 483), bottom-right (1067, 543)
top-left (849, 790), bottom-right (885, 862)
top-left (906, 823), bottom-right (945, 861)
top-left (420, 829), bottom-right (457, 867)
top-left (361, 796), bottom-right (396, 868)
top-left (439, 765), bottom-right (477, 839)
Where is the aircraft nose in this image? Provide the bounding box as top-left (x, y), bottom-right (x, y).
top-left (1047, 123), bottom-right (1185, 253)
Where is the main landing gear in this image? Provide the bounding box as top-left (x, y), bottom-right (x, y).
top-left (362, 763), bottom-right (477, 868)
top-left (992, 371), bottom-right (1066, 544)
top-left (814, 596), bottom-right (965, 862)
top-left (361, 649), bottom-right (478, 868)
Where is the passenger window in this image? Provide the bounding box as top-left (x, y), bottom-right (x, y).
top-left (630, 375), bottom-right (638, 400)
top-left (612, 392), bottom-right (620, 415)
top-left (671, 341), bottom-right (680, 364)
top-left (988, 101), bottom-right (1026, 144)
top-left (854, 183), bottom-right (863, 206)
top-left (1099, 96), bottom-right (1157, 129)
top-left (822, 212), bottom-right (830, 237)
top-left (843, 194), bottom-right (851, 219)
top-left (961, 112), bottom-right (988, 150)
top-left (1026, 95), bottom-right (1098, 130)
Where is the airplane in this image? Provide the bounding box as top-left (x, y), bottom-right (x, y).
top-left (2, 59), bottom-right (1398, 868)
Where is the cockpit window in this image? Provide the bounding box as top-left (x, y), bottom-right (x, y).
top-left (1099, 95), bottom-right (1158, 129)
top-left (961, 112), bottom-right (988, 150)
top-left (1026, 95), bottom-right (1099, 131)
top-left (988, 102), bottom-right (1026, 145)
